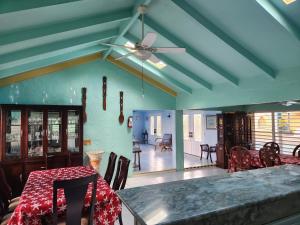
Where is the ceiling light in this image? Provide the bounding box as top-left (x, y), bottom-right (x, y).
top-left (282, 0), bottom-right (296, 5)
top-left (147, 59), bottom-right (167, 70)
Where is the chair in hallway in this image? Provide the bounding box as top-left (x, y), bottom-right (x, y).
top-left (132, 142), bottom-right (141, 171)
top-left (263, 142), bottom-right (280, 154)
top-left (155, 134), bottom-right (172, 151)
top-left (52, 173), bottom-right (98, 225)
top-left (259, 147), bottom-right (281, 167)
top-left (293, 144), bottom-right (300, 158)
top-left (200, 144), bottom-right (216, 163)
top-left (104, 152), bottom-right (117, 185)
top-left (112, 156), bottom-right (130, 225)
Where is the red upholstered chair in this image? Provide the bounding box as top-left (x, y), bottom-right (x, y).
top-left (263, 142), bottom-right (280, 154)
top-left (293, 145), bottom-right (300, 158)
top-left (112, 156), bottom-right (130, 225)
top-left (230, 146), bottom-right (252, 172)
top-left (259, 147), bottom-right (281, 167)
top-left (104, 152), bottom-right (117, 185)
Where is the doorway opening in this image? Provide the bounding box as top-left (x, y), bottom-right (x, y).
top-left (183, 110), bottom-right (220, 169)
top-left (132, 110), bottom-right (176, 173)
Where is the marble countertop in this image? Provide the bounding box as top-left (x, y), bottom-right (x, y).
top-left (117, 165), bottom-right (300, 225)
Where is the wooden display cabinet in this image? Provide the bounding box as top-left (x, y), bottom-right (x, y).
top-left (0, 104), bottom-right (83, 196)
top-left (216, 112), bottom-right (252, 169)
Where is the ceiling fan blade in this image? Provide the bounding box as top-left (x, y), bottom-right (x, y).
top-left (154, 47), bottom-right (186, 53)
top-left (148, 54), bottom-right (161, 63)
top-left (141, 32), bottom-right (157, 47)
top-left (115, 52), bottom-right (136, 60)
top-left (99, 42), bottom-right (136, 50)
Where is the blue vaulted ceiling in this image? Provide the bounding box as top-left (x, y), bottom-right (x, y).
top-left (0, 0), bottom-right (300, 93)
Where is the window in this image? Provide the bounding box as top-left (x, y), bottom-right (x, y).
top-left (156, 115), bottom-right (162, 137)
top-left (253, 111), bottom-right (300, 154)
top-left (193, 114), bottom-right (202, 141)
top-left (150, 116), bottom-right (155, 135)
top-left (183, 115), bottom-right (189, 140)
top-left (253, 112), bottom-right (273, 149)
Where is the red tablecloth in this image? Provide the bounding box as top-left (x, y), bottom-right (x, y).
top-left (8, 166), bottom-right (121, 225)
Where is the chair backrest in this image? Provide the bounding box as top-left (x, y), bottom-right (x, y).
top-left (104, 152), bottom-right (117, 185)
top-left (112, 156), bottom-right (130, 191)
top-left (259, 147), bottom-right (281, 167)
top-left (230, 146), bottom-right (251, 171)
top-left (45, 152), bottom-right (71, 170)
top-left (162, 134), bottom-right (172, 144)
top-left (0, 164), bottom-right (12, 210)
top-left (52, 173), bottom-right (98, 225)
top-left (200, 144), bottom-right (209, 151)
top-left (263, 142), bottom-right (280, 154)
top-left (293, 145), bottom-right (300, 158)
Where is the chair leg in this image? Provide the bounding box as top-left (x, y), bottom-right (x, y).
top-left (119, 212), bottom-right (123, 225)
top-left (206, 150), bottom-right (209, 160)
top-left (134, 153), bottom-right (137, 167)
top-left (209, 151), bottom-right (213, 163)
top-left (138, 152), bottom-right (141, 171)
top-left (200, 149), bottom-right (203, 160)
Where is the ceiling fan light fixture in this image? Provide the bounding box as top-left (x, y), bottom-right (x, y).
top-left (282, 0), bottom-right (296, 5)
top-left (147, 59), bottom-right (167, 69)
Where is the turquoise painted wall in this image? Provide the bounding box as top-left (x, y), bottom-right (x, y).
top-left (0, 60), bottom-right (176, 175)
top-left (176, 67), bottom-right (300, 110)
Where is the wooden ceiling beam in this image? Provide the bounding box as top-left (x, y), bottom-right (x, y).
top-left (0, 0), bottom-right (81, 14)
top-left (0, 29), bottom-right (118, 70)
top-left (143, 16), bottom-right (240, 86)
top-left (256, 0), bottom-right (300, 41)
top-left (172, 0), bottom-right (276, 79)
top-left (0, 9), bottom-right (132, 47)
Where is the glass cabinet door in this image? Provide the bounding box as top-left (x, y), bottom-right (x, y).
top-left (47, 111), bottom-right (62, 153)
top-left (67, 110), bottom-right (80, 152)
top-left (28, 111), bottom-right (44, 157)
top-left (5, 110), bottom-right (22, 159)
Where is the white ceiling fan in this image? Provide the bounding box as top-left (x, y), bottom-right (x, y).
top-left (280, 100), bottom-right (300, 107)
top-left (101, 5), bottom-right (186, 63)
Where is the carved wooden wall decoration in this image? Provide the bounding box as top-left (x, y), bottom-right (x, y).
top-left (81, 87), bottom-right (87, 123)
top-left (102, 76), bottom-right (107, 111)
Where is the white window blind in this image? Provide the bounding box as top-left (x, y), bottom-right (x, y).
top-left (274, 111), bottom-right (300, 154)
top-left (253, 112), bottom-right (273, 150)
top-left (193, 114), bottom-right (202, 141)
top-left (253, 111), bottom-right (300, 154)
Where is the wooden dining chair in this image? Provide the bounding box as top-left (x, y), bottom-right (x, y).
top-left (259, 147), bottom-right (281, 167)
top-left (52, 173), bottom-right (98, 225)
top-left (45, 152), bottom-right (71, 170)
top-left (0, 163), bottom-right (20, 214)
top-left (230, 146), bottom-right (252, 172)
top-left (104, 152), bottom-right (117, 185)
top-left (263, 142), bottom-right (280, 154)
top-left (293, 145), bottom-right (300, 158)
top-left (112, 156), bottom-right (130, 225)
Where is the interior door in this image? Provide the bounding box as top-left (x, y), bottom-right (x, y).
top-left (184, 112), bottom-right (203, 156)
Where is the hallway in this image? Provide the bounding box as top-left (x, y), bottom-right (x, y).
top-left (133, 144), bottom-right (216, 173)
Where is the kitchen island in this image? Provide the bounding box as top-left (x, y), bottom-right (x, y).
top-left (117, 165), bottom-right (300, 225)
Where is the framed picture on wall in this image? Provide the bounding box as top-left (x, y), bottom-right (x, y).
top-left (206, 115), bottom-right (217, 129)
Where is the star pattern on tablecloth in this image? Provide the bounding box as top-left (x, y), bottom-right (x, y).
top-left (8, 166), bottom-right (121, 225)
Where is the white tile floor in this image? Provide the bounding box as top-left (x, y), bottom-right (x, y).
top-left (119, 166), bottom-right (226, 225)
top-left (132, 144), bottom-right (217, 173)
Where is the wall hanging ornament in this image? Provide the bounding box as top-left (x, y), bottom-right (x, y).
top-left (102, 76), bottom-right (107, 111)
top-left (119, 91), bottom-right (124, 124)
top-left (81, 87), bottom-right (87, 123)
top-left (127, 116), bottom-right (133, 128)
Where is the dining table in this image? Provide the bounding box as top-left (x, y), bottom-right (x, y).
top-left (247, 150), bottom-right (300, 168)
top-left (8, 166), bottom-right (121, 225)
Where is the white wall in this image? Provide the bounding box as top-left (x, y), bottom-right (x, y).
top-left (132, 111), bottom-right (146, 141)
